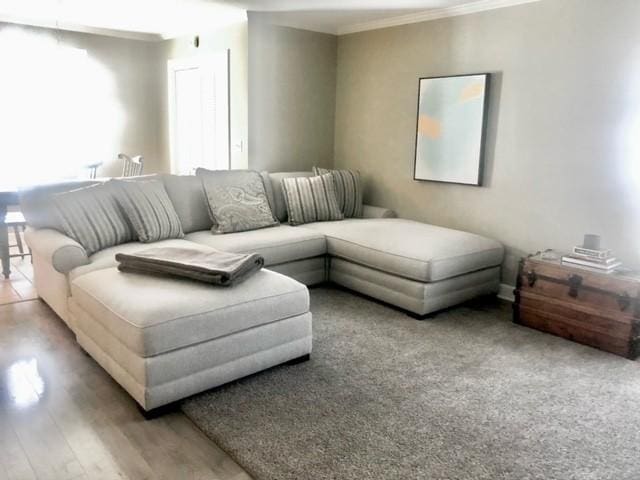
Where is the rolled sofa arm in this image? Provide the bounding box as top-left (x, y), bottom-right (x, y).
top-left (361, 204), bottom-right (397, 219)
top-left (24, 228), bottom-right (90, 274)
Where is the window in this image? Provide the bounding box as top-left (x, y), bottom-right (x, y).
top-left (168, 52), bottom-right (230, 175)
top-left (0, 28), bottom-right (123, 185)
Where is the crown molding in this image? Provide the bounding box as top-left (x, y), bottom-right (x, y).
top-left (0, 15), bottom-right (163, 42)
top-left (337, 0), bottom-right (541, 35)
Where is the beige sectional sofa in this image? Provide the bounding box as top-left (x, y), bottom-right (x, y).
top-left (21, 171), bottom-right (504, 412)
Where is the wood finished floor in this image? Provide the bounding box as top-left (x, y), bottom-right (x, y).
top-left (0, 299), bottom-right (253, 480)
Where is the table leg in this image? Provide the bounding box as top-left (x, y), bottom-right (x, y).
top-left (0, 205), bottom-right (10, 279)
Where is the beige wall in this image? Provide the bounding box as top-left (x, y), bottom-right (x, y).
top-left (0, 22), bottom-right (164, 178)
top-left (158, 21), bottom-right (249, 172)
top-left (334, 0), bottom-right (640, 283)
top-left (248, 14), bottom-right (337, 172)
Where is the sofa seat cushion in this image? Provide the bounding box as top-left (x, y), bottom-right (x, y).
top-left (70, 266), bottom-right (309, 357)
top-left (69, 239), bottom-right (204, 280)
top-left (185, 225), bottom-right (326, 266)
top-left (304, 218), bottom-right (504, 282)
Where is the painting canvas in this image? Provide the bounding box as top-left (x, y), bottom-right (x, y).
top-left (413, 73), bottom-right (489, 185)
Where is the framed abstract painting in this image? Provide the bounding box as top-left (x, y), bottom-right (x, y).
top-left (413, 73), bottom-right (490, 186)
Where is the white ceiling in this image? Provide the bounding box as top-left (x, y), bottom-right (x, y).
top-left (247, 8), bottom-right (432, 35)
top-left (0, 0), bottom-right (246, 40)
top-left (0, 0), bottom-right (533, 40)
top-left (227, 0), bottom-right (477, 34)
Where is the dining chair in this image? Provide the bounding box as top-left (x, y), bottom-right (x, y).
top-left (85, 162), bottom-right (103, 179)
top-left (4, 211), bottom-right (29, 260)
top-left (119, 154), bottom-right (144, 177)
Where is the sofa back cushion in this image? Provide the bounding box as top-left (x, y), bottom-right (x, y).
top-left (160, 174), bottom-right (213, 233)
top-left (260, 171), bottom-right (277, 218)
top-left (20, 171), bottom-right (316, 237)
top-left (20, 180), bottom-right (101, 230)
top-left (268, 172), bottom-right (314, 222)
top-left (53, 183), bottom-right (134, 255)
top-left (197, 168), bottom-right (279, 234)
top-left (110, 178), bottom-right (184, 243)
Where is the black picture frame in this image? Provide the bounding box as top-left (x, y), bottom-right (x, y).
top-left (413, 72), bottom-right (491, 186)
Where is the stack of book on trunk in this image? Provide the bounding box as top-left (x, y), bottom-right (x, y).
top-left (562, 246), bottom-right (621, 273)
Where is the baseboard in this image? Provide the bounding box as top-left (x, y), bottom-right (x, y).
top-left (497, 283), bottom-right (515, 302)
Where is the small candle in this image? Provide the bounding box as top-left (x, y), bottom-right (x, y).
top-left (583, 234), bottom-right (601, 250)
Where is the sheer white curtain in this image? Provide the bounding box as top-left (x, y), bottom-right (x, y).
top-left (0, 28), bottom-right (123, 186)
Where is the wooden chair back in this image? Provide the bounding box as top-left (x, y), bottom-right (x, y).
top-left (119, 154), bottom-right (144, 177)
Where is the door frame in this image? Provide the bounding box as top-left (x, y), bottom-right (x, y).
top-left (167, 51), bottom-right (230, 174)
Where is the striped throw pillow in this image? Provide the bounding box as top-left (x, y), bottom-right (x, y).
top-left (53, 183), bottom-right (133, 255)
top-left (281, 174), bottom-right (344, 226)
top-left (312, 167), bottom-right (363, 218)
top-left (111, 179), bottom-right (184, 243)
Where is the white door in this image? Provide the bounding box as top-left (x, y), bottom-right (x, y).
top-left (168, 52), bottom-right (230, 174)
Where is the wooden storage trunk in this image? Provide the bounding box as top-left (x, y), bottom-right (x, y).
top-left (513, 254), bottom-right (640, 359)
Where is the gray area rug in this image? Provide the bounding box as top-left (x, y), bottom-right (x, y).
top-left (182, 286), bottom-right (640, 480)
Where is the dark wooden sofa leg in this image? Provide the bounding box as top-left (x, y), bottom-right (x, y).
top-left (406, 311), bottom-right (436, 320)
top-left (285, 354), bottom-right (310, 365)
top-left (138, 402), bottom-right (178, 420)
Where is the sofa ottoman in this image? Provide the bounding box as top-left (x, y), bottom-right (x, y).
top-left (68, 266), bottom-right (312, 411)
top-left (305, 218), bottom-right (504, 316)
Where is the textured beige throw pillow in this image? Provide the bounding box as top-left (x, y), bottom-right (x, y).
top-left (197, 169), bottom-right (279, 234)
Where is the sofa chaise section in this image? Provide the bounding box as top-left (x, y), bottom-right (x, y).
top-left (24, 230), bottom-right (205, 326)
top-left (305, 218), bottom-right (504, 316)
top-left (69, 266), bottom-right (312, 410)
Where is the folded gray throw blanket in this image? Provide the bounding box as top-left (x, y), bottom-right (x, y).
top-left (115, 247), bottom-right (264, 286)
